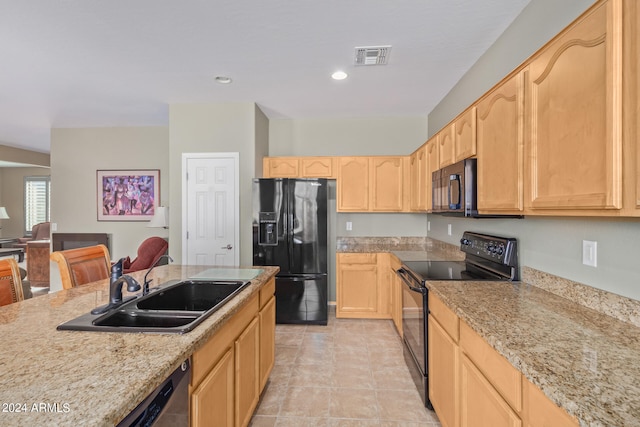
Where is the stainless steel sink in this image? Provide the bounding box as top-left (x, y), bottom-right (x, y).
top-left (57, 279), bottom-right (250, 333)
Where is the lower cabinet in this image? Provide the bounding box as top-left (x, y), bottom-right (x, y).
top-left (429, 293), bottom-right (461, 427)
top-left (460, 353), bottom-right (521, 427)
top-left (190, 278), bottom-right (276, 427)
top-left (336, 252), bottom-right (391, 319)
top-left (191, 349), bottom-right (234, 426)
top-left (258, 282), bottom-right (276, 391)
top-left (428, 294), bottom-right (578, 427)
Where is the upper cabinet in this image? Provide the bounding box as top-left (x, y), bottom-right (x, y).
top-left (525, 0), bottom-right (622, 212)
top-left (263, 157), bottom-right (335, 178)
top-left (454, 107), bottom-right (477, 162)
top-left (337, 157), bottom-right (370, 211)
top-left (410, 144), bottom-right (428, 211)
top-left (337, 156), bottom-right (408, 212)
top-left (425, 138), bottom-right (439, 212)
top-left (370, 157), bottom-right (406, 212)
top-left (477, 72), bottom-right (524, 214)
top-left (263, 157), bottom-right (299, 178)
top-left (438, 124), bottom-right (455, 168)
top-left (300, 157), bottom-right (335, 178)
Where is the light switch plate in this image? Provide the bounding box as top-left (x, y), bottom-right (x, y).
top-left (346, 221), bottom-right (353, 231)
top-left (582, 240), bottom-right (597, 267)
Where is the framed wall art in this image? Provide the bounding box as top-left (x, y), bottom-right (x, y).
top-left (97, 170), bottom-right (160, 221)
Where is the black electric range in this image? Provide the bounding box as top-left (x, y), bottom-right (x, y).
top-left (400, 231), bottom-right (519, 283)
top-left (396, 231), bottom-right (519, 410)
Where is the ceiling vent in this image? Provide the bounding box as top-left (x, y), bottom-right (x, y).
top-left (354, 46), bottom-right (391, 66)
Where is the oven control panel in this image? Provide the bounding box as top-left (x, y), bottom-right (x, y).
top-left (459, 232), bottom-right (517, 266)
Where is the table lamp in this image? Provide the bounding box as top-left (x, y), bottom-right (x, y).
top-left (0, 207), bottom-right (9, 229)
top-left (147, 206), bottom-right (169, 229)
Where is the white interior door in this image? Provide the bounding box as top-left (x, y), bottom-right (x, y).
top-left (182, 153), bottom-right (239, 266)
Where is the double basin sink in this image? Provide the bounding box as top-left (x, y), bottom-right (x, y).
top-left (57, 279), bottom-right (250, 334)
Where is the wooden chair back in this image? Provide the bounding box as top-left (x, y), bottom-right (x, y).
top-left (50, 244), bottom-right (111, 290)
top-left (0, 258), bottom-right (25, 306)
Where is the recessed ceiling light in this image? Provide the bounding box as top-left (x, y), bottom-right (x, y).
top-left (215, 76), bottom-right (232, 84)
top-left (331, 71), bottom-right (348, 80)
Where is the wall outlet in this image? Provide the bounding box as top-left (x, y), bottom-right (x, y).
top-left (346, 221), bottom-right (352, 231)
top-left (51, 223), bottom-right (58, 232)
top-left (427, 221), bottom-right (431, 232)
top-left (582, 240), bottom-right (597, 267)
top-left (447, 224), bottom-right (452, 236)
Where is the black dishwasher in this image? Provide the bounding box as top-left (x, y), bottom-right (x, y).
top-left (117, 359), bottom-right (190, 427)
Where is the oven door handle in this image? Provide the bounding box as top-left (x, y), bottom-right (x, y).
top-left (396, 268), bottom-right (427, 294)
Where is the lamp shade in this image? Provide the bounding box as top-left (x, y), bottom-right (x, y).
top-left (147, 206), bottom-right (169, 228)
top-left (0, 207), bottom-right (9, 219)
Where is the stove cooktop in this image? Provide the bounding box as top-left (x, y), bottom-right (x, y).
top-left (402, 260), bottom-right (503, 281)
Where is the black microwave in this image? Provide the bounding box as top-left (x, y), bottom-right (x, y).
top-left (431, 158), bottom-right (478, 216)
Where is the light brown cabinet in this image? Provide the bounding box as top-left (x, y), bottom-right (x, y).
top-left (263, 157), bottom-right (300, 178)
top-left (454, 107), bottom-right (477, 162)
top-left (410, 144), bottom-right (428, 211)
top-left (337, 157), bottom-right (370, 211)
top-left (460, 353), bottom-right (521, 427)
top-left (258, 280), bottom-right (276, 391)
top-left (477, 72), bottom-right (524, 214)
top-left (336, 253), bottom-right (391, 319)
top-left (300, 157), bottom-right (334, 178)
top-left (190, 281), bottom-right (275, 427)
top-left (263, 156), bottom-right (335, 178)
top-left (191, 348), bottom-right (235, 427)
top-left (425, 138), bottom-right (439, 212)
top-left (522, 377), bottom-right (579, 427)
top-left (525, 0), bottom-right (622, 212)
top-left (234, 316), bottom-right (260, 427)
top-left (428, 294), bottom-right (460, 427)
top-left (460, 321), bottom-right (522, 418)
top-left (337, 156), bottom-right (408, 212)
top-left (438, 124), bottom-right (455, 168)
top-left (370, 156), bottom-right (406, 211)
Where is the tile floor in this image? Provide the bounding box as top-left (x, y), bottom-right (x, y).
top-left (250, 307), bottom-right (441, 426)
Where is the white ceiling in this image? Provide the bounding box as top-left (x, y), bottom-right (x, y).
top-left (0, 0), bottom-right (531, 154)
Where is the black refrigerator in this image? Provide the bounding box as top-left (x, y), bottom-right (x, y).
top-left (252, 178), bottom-right (328, 325)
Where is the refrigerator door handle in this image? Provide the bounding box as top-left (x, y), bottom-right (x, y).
top-left (277, 274), bottom-right (327, 281)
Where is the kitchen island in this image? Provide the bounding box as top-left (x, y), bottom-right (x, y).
top-left (0, 264), bottom-right (278, 427)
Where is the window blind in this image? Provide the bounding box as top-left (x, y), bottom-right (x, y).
top-left (24, 176), bottom-right (50, 234)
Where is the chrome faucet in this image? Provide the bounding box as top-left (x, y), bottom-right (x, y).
top-left (90, 258), bottom-right (141, 315)
top-left (143, 255), bottom-right (174, 295)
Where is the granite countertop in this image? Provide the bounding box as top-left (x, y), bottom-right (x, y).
top-left (428, 280), bottom-right (640, 427)
top-left (0, 265), bottom-right (278, 427)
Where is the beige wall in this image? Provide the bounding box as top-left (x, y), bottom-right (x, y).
top-left (426, 0), bottom-right (640, 301)
top-left (0, 167), bottom-right (50, 238)
top-left (270, 116), bottom-right (428, 156)
top-left (0, 144), bottom-right (50, 167)
top-left (50, 127), bottom-right (170, 266)
top-left (168, 103), bottom-right (266, 266)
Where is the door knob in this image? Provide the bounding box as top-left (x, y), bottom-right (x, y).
top-left (221, 244), bottom-right (233, 250)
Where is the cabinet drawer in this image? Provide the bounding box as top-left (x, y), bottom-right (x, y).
top-left (338, 253), bottom-right (377, 264)
top-left (429, 293), bottom-right (459, 342)
top-left (259, 277), bottom-right (275, 309)
top-left (460, 321), bottom-right (522, 412)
